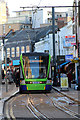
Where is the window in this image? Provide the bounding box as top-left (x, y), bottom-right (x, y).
top-left (16, 47), bottom-right (19, 57)
top-left (11, 47), bottom-right (15, 57)
top-left (7, 48), bottom-right (10, 58)
top-left (23, 56), bottom-right (48, 79)
top-left (21, 46), bottom-right (24, 54)
top-left (26, 45), bottom-right (30, 52)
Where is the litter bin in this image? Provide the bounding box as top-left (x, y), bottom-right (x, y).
top-left (60, 73), bottom-right (69, 91)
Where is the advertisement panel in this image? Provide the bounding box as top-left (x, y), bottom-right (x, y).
top-left (63, 35), bottom-right (76, 48)
top-left (60, 73), bottom-right (68, 90)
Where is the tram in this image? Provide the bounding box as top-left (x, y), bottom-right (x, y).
top-left (19, 52), bottom-right (52, 93)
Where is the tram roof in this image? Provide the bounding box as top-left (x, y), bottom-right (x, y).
top-left (22, 52), bottom-right (49, 56)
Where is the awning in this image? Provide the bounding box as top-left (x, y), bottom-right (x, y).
top-left (57, 61), bottom-right (70, 69)
top-left (13, 60), bottom-right (20, 66)
top-left (3, 64), bottom-right (9, 67)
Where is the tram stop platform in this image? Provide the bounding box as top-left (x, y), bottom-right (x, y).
top-left (52, 85), bottom-right (80, 104)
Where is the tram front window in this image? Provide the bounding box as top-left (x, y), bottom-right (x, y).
top-left (23, 56), bottom-right (48, 79)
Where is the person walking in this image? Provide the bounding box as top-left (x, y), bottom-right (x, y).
top-left (67, 69), bottom-right (73, 88)
top-left (12, 68), bottom-right (16, 83)
top-left (2, 68), bottom-right (5, 79)
top-left (15, 69), bottom-right (20, 87)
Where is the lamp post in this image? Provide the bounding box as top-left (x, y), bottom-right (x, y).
top-left (57, 28), bottom-right (60, 86)
top-left (52, 7), bottom-right (58, 86)
top-left (2, 36), bottom-right (8, 92)
top-left (57, 28), bottom-right (60, 56)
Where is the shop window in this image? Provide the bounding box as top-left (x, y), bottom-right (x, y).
top-left (7, 48), bottom-right (10, 58)
top-left (26, 45), bottom-right (30, 52)
top-left (21, 46), bottom-right (24, 54)
top-left (11, 47), bottom-right (15, 57)
top-left (16, 47), bottom-right (19, 57)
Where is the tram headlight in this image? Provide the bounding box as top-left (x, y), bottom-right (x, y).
top-left (46, 80), bottom-right (52, 84)
top-left (30, 82), bottom-right (33, 84)
top-left (40, 81), bottom-right (42, 84)
top-left (20, 80), bottom-right (25, 84)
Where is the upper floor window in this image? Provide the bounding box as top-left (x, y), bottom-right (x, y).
top-left (11, 47), bottom-right (15, 57)
top-left (16, 47), bottom-right (19, 57)
top-left (7, 48), bottom-right (10, 58)
top-left (26, 45), bottom-right (30, 52)
top-left (21, 46), bottom-right (24, 54)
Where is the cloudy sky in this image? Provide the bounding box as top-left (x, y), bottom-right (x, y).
top-left (6, 0), bottom-right (74, 16)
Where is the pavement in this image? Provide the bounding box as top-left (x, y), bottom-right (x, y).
top-left (0, 83), bottom-right (80, 119)
top-left (52, 85), bottom-right (80, 103)
top-left (0, 83), bottom-right (19, 120)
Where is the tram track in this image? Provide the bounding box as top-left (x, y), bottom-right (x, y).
top-left (26, 95), bottom-right (49, 120)
top-left (4, 93), bottom-right (50, 120)
top-left (45, 89), bottom-right (80, 119)
top-left (3, 89), bottom-right (80, 120)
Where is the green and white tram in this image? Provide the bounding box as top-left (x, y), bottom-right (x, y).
top-left (19, 52), bottom-right (52, 93)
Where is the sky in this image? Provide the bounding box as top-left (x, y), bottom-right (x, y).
top-left (6, 0), bottom-right (74, 16)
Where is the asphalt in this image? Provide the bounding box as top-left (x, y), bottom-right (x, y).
top-left (0, 83), bottom-right (80, 119)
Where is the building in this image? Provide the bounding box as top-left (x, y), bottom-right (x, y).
top-left (2, 26), bottom-right (52, 67)
top-left (44, 11), bottom-right (70, 29)
top-left (35, 20), bottom-right (74, 57)
top-left (0, 0), bottom-right (9, 25)
top-left (0, 9), bottom-right (43, 35)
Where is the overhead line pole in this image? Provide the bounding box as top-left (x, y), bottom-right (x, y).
top-left (52, 7), bottom-right (57, 86)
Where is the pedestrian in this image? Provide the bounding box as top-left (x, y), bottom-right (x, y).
top-left (15, 69), bottom-right (20, 87)
top-left (67, 70), bottom-right (73, 88)
top-left (12, 68), bottom-right (16, 83)
top-left (2, 68), bottom-right (5, 79)
top-left (7, 69), bottom-right (13, 83)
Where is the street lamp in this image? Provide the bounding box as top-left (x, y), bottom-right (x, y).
top-left (57, 28), bottom-right (60, 86)
top-left (57, 28), bottom-right (60, 56)
top-left (2, 36), bottom-right (8, 92)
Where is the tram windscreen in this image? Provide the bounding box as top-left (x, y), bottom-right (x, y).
top-left (23, 55), bottom-right (49, 79)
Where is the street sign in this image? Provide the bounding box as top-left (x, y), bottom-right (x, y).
top-left (71, 58), bottom-right (79, 63)
top-left (65, 55), bottom-right (73, 62)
